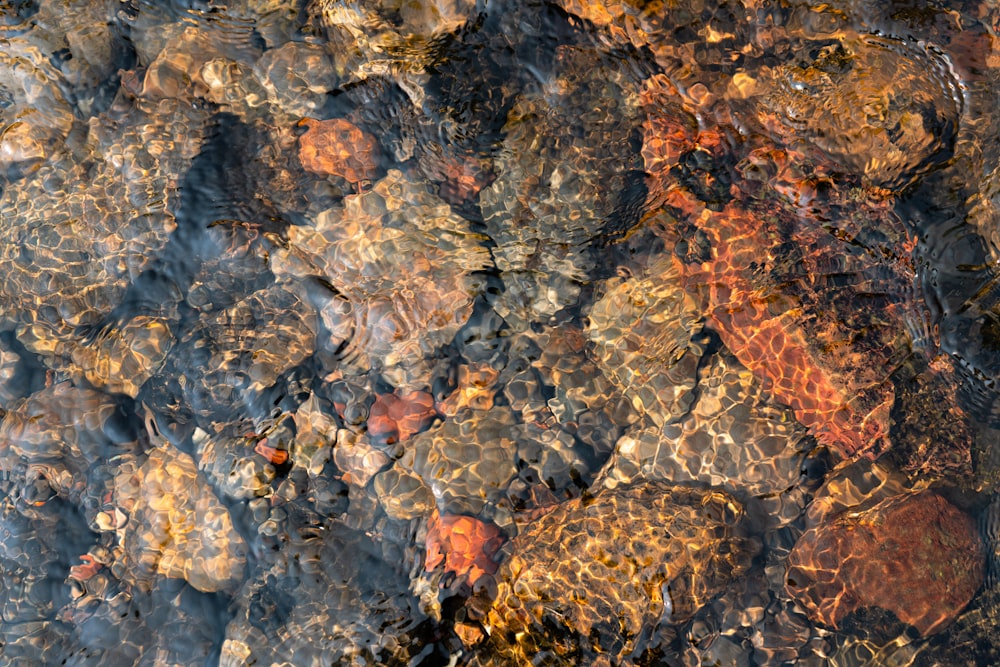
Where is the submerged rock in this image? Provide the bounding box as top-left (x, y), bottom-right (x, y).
top-left (0, 36), bottom-right (74, 177)
top-left (754, 33), bottom-right (962, 191)
top-left (272, 168), bottom-right (491, 385)
top-left (377, 406), bottom-right (519, 518)
top-left (221, 518), bottom-right (430, 667)
top-left (599, 349), bottom-right (811, 511)
top-left (470, 482), bottom-right (758, 664)
top-left (115, 446), bottom-right (247, 594)
top-left (367, 389), bottom-right (437, 445)
top-left (424, 509), bottom-right (505, 585)
top-left (297, 117), bottom-right (381, 184)
top-left (587, 251), bottom-right (705, 428)
top-left (479, 43), bottom-right (643, 329)
top-left (786, 491), bottom-right (984, 637)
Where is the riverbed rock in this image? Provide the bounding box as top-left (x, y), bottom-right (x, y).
top-left (115, 446), bottom-right (247, 594)
top-left (471, 482), bottom-right (757, 664)
top-left (786, 491), bottom-right (984, 637)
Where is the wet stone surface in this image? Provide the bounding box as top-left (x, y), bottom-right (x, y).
top-left (468, 482), bottom-right (758, 665)
top-left (753, 33), bottom-right (963, 190)
top-left (0, 0), bottom-right (999, 665)
top-left (786, 490), bottom-right (984, 637)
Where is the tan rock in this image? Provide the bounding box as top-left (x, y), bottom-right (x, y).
top-left (117, 446), bottom-right (246, 593)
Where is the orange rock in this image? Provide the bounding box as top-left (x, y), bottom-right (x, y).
top-left (254, 440), bottom-right (288, 465)
top-left (367, 390), bottom-right (437, 444)
top-left (679, 197), bottom-right (895, 460)
top-left (437, 155), bottom-right (492, 204)
top-left (425, 510), bottom-right (505, 583)
top-left (786, 492), bottom-right (984, 636)
top-left (648, 126), bottom-right (905, 461)
top-left (439, 156), bottom-right (493, 204)
top-left (640, 74), bottom-right (697, 200)
top-left (297, 118), bottom-right (379, 183)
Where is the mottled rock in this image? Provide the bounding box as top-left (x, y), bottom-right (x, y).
top-left (0, 37), bottom-right (74, 176)
top-left (68, 316), bottom-right (174, 398)
top-left (172, 284), bottom-right (316, 427)
top-left (424, 510), bottom-right (505, 584)
top-left (255, 41), bottom-right (339, 116)
top-left (379, 406), bottom-right (518, 517)
top-left (374, 466), bottom-right (435, 520)
top-left (755, 34), bottom-right (962, 190)
top-left (194, 426), bottom-right (276, 501)
top-left (334, 429), bottom-right (392, 489)
top-left (272, 168), bottom-right (491, 385)
top-left (588, 252), bottom-right (705, 427)
top-left (599, 350), bottom-right (810, 507)
top-left (437, 363), bottom-right (499, 416)
top-left (0, 338), bottom-right (29, 403)
top-left (367, 389), bottom-right (437, 444)
top-left (297, 117), bottom-right (380, 183)
top-left (0, 86), bottom-right (212, 383)
top-left (473, 482), bottom-right (757, 664)
top-left (0, 383), bottom-right (135, 520)
top-left (291, 392), bottom-right (338, 476)
top-left (310, 0), bottom-right (476, 60)
top-left (479, 44), bottom-right (643, 329)
top-left (115, 446), bottom-right (247, 593)
top-left (661, 145), bottom-right (915, 461)
top-left (786, 491), bottom-right (984, 636)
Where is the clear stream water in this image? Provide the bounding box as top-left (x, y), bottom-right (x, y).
top-left (1, 0), bottom-right (1000, 665)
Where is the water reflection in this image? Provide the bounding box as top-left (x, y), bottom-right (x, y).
top-left (0, 0), bottom-right (999, 665)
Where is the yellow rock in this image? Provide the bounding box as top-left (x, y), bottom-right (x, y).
top-left (117, 446), bottom-right (246, 593)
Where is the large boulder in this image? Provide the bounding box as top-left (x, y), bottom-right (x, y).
top-left (470, 482), bottom-right (758, 664)
top-left (786, 491), bottom-right (984, 636)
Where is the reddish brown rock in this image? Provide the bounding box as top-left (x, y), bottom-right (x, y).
top-left (297, 118), bottom-right (379, 183)
top-left (417, 147), bottom-right (494, 205)
top-left (367, 390), bottom-right (437, 444)
top-left (645, 118), bottom-right (911, 461)
top-left (639, 74), bottom-right (698, 199)
top-left (424, 510), bottom-right (505, 584)
top-left (664, 184), bottom-right (898, 460)
top-left (786, 491), bottom-right (984, 636)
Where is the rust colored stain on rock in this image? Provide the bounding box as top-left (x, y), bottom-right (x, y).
top-left (786, 491), bottom-right (984, 636)
top-left (297, 117), bottom-right (379, 183)
top-left (650, 125), bottom-right (908, 461)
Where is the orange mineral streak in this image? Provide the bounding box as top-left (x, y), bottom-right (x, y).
top-left (367, 390), bottom-right (438, 444)
top-left (297, 118), bottom-right (379, 183)
top-left (671, 188), bottom-right (892, 459)
top-left (424, 510), bottom-right (506, 583)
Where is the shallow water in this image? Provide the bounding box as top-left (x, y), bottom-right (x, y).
top-left (1, 0), bottom-right (1000, 665)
